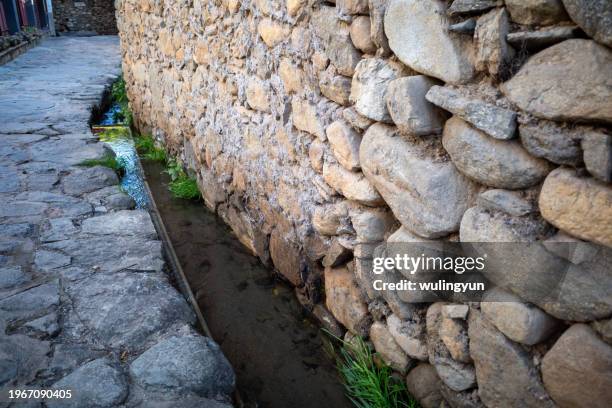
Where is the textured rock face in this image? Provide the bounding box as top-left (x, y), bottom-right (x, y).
top-left (387, 314), bottom-right (428, 361)
top-left (591, 319), bottom-right (612, 345)
top-left (540, 168), bottom-right (612, 247)
top-left (448, 0), bottom-right (501, 16)
top-left (350, 58), bottom-right (405, 122)
top-left (80, 209), bottom-right (157, 239)
top-left (405, 364), bottom-right (443, 408)
top-left (49, 359), bottom-right (128, 408)
top-left (370, 321), bottom-right (411, 373)
top-left (426, 303), bottom-right (476, 392)
top-left (432, 353), bottom-right (476, 392)
top-left (62, 166), bottom-right (118, 195)
top-left (361, 123), bottom-right (479, 238)
top-left (469, 310), bottom-right (555, 407)
top-left (442, 304), bottom-right (469, 320)
top-left (542, 324), bottom-right (612, 408)
top-left (323, 241), bottom-right (352, 268)
top-left (386, 76), bottom-right (446, 136)
top-left (312, 6), bottom-right (361, 76)
top-left (562, 0), bottom-right (612, 47)
top-left (464, 218), bottom-right (612, 322)
top-left (474, 8), bottom-right (514, 77)
top-left (291, 97), bottom-right (326, 139)
top-left (66, 272), bottom-right (196, 349)
top-left (481, 288), bottom-right (559, 345)
top-left (350, 206), bottom-right (396, 242)
top-left (246, 79), bottom-right (270, 112)
top-left (505, 0), bottom-right (569, 25)
top-left (439, 317), bottom-right (471, 363)
top-left (270, 224), bottom-right (302, 285)
top-left (368, 0), bottom-right (391, 54)
top-left (384, 0), bottom-right (474, 83)
top-left (323, 161), bottom-right (384, 206)
top-left (258, 19), bottom-right (290, 48)
top-left (130, 334), bottom-right (235, 397)
top-left (350, 16), bottom-right (376, 54)
top-left (502, 39), bottom-right (612, 124)
top-left (313, 202), bottom-right (351, 236)
top-left (477, 189), bottom-right (536, 217)
top-left (426, 86), bottom-right (516, 140)
top-left (337, 0), bottom-right (369, 15)
top-left (582, 131), bottom-right (612, 183)
top-left (507, 26), bottom-right (581, 51)
top-left (326, 121), bottom-right (362, 171)
top-left (320, 70), bottom-right (352, 106)
top-left (518, 117), bottom-right (584, 166)
top-left (325, 266), bottom-right (370, 336)
top-left (116, 0), bottom-right (612, 404)
top-left (0, 266), bottom-right (28, 289)
top-left (443, 117), bottom-right (551, 189)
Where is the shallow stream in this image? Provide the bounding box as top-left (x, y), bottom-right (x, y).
top-left (95, 104), bottom-right (351, 408)
top-left (94, 104), bottom-right (149, 208)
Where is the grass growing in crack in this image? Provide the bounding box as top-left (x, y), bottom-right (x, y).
top-left (132, 133), bottom-right (200, 200)
top-left (111, 75), bottom-right (133, 126)
top-left (134, 133), bottom-right (167, 162)
top-left (169, 178), bottom-right (200, 200)
top-left (328, 332), bottom-right (419, 408)
top-left (165, 159), bottom-right (201, 200)
top-left (79, 153), bottom-right (125, 174)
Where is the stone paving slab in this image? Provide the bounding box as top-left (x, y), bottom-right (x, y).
top-left (0, 37), bottom-right (234, 407)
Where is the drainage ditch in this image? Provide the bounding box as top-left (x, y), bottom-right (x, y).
top-left (94, 103), bottom-right (351, 408)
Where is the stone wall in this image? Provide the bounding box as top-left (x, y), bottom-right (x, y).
top-left (116, 0), bottom-right (612, 406)
top-left (53, 0), bottom-right (117, 34)
top-left (0, 29), bottom-right (44, 65)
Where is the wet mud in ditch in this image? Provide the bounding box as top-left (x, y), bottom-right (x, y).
top-left (141, 161), bottom-right (352, 408)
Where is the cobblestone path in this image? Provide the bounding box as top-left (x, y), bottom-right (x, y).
top-left (0, 37), bottom-right (234, 408)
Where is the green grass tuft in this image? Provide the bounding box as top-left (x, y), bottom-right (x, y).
top-left (98, 126), bottom-right (131, 142)
top-left (79, 153), bottom-right (125, 173)
top-left (169, 177), bottom-right (201, 200)
top-left (111, 76), bottom-right (133, 126)
top-left (143, 147), bottom-right (167, 162)
top-left (132, 134), bottom-right (200, 200)
top-left (165, 159), bottom-right (201, 200)
top-left (134, 133), bottom-right (167, 162)
top-left (330, 333), bottom-right (419, 408)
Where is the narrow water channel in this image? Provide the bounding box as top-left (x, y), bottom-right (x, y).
top-left (94, 103), bottom-right (351, 408)
top-left (143, 161), bottom-right (352, 408)
top-left (96, 127), bottom-right (150, 208)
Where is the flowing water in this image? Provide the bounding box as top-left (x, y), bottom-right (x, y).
top-left (94, 103), bottom-right (149, 208)
top-left (94, 106), bottom-right (351, 408)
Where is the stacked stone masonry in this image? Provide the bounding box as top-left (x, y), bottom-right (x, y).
top-left (52, 0), bottom-right (118, 34)
top-left (116, 0), bottom-right (612, 407)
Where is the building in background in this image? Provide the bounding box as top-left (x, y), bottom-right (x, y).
top-left (51, 0), bottom-right (116, 35)
top-left (0, 0), bottom-right (52, 35)
top-left (0, 0), bottom-right (115, 38)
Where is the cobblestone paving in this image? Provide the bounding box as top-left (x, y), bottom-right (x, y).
top-left (0, 37), bottom-right (234, 407)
